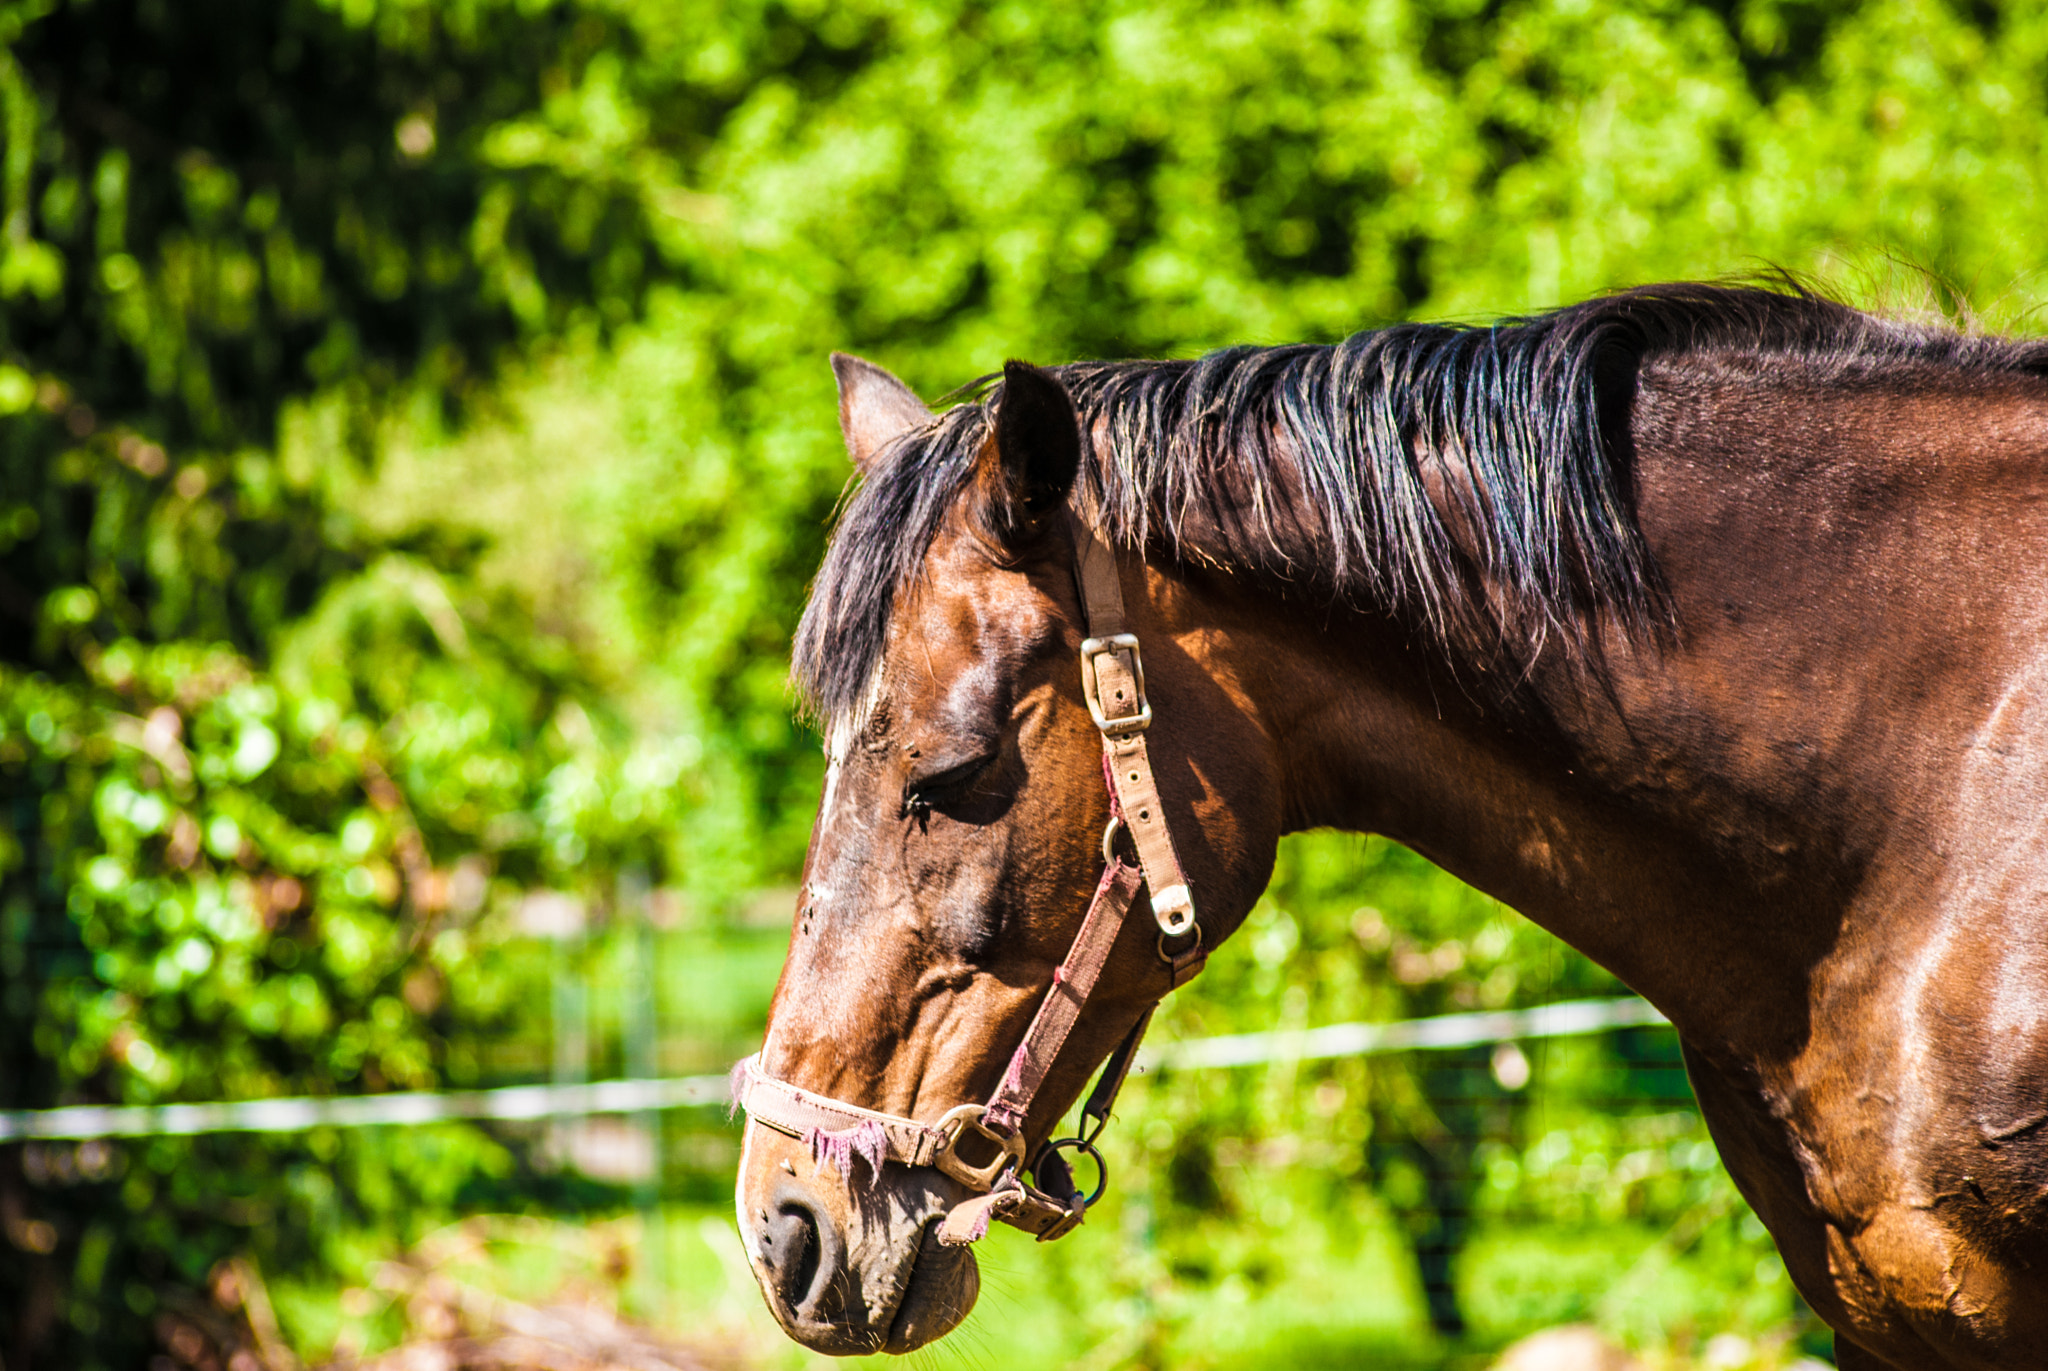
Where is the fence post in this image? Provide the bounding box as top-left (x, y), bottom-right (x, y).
top-left (544, 894), bottom-right (589, 1166)
top-left (621, 865), bottom-right (664, 1309)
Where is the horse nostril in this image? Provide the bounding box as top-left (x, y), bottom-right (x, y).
top-left (764, 1180), bottom-right (843, 1322)
top-left (761, 1204), bottom-right (815, 1303)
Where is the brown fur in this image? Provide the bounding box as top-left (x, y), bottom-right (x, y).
top-left (738, 307), bottom-right (2048, 1368)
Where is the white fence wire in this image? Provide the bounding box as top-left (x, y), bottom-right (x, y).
top-left (0, 996), bottom-right (1669, 1142)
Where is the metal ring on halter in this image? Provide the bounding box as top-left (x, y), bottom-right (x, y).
top-left (1102, 815), bottom-right (1125, 868)
top-left (1038, 1136), bottom-right (1109, 1208)
top-left (1157, 921), bottom-right (1203, 965)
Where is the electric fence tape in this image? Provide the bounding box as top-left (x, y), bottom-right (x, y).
top-left (0, 996), bottom-right (1669, 1142)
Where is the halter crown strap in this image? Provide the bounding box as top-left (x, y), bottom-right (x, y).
top-left (1071, 517), bottom-right (1201, 944)
top-left (736, 511), bottom-right (1205, 1246)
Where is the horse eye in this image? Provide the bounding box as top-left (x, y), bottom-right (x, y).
top-left (902, 753), bottom-right (995, 815)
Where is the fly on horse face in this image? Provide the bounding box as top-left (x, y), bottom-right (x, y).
top-left (731, 283), bottom-right (2048, 1369)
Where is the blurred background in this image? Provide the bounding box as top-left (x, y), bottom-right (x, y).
top-left (1, 1), bottom-right (2045, 1367)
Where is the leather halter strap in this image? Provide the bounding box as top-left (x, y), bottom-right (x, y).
top-left (735, 511), bottom-right (1206, 1245)
top-left (1071, 517), bottom-right (1201, 945)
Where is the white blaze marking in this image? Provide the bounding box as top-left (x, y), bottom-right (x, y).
top-left (819, 659), bottom-right (890, 844)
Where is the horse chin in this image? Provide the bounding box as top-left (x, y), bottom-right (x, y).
top-left (881, 1222), bottom-right (979, 1353)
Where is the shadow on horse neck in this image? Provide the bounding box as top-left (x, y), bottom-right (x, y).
top-left (738, 282), bottom-right (2048, 1370)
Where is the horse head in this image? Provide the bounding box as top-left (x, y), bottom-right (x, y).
top-left (731, 356), bottom-right (1282, 1353)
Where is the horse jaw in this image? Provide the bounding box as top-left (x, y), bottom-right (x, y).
top-left (735, 1118), bottom-right (980, 1355)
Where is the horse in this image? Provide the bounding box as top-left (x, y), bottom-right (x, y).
top-left (730, 282), bottom-right (2048, 1369)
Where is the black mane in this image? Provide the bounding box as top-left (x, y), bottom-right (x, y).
top-left (794, 282), bottom-right (2048, 721)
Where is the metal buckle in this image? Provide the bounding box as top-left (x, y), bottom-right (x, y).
top-left (1035, 1209), bottom-right (1086, 1242)
top-left (932, 1104), bottom-right (1027, 1191)
top-left (1079, 634), bottom-right (1151, 736)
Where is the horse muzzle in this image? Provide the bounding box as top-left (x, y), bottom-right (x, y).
top-left (737, 1124), bottom-right (981, 1355)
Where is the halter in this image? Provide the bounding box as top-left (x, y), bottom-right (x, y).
top-left (733, 511), bottom-right (1208, 1245)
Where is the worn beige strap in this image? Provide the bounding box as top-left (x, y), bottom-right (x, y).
top-left (1072, 517), bottom-right (1128, 636)
top-left (733, 1055), bottom-right (948, 1167)
top-left (1070, 515), bottom-right (1200, 940)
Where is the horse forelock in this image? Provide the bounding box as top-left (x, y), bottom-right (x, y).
top-left (793, 403), bottom-right (989, 725)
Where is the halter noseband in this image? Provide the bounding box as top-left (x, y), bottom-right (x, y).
top-left (733, 512), bottom-right (1208, 1245)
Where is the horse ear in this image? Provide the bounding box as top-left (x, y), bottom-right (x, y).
top-left (992, 359), bottom-right (1081, 523)
top-left (832, 352), bottom-right (932, 473)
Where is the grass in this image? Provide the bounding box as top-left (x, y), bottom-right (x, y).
top-left (630, 1169), bottom-right (1822, 1371)
top-left (278, 1186), bottom-right (1831, 1369)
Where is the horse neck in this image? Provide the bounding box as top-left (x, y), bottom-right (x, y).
top-left (1232, 597), bottom-right (1829, 1060)
top-left (1147, 369), bottom-right (2048, 1068)
top-left (1134, 555), bottom-right (1788, 1051)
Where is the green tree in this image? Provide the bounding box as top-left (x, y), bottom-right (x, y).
top-left (0, 2), bottom-right (673, 1363)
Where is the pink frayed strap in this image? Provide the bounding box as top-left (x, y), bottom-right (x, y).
top-left (1100, 749), bottom-right (1125, 820)
top-left (983, 861), bottom-right (1142, 1135)
top-left (726, 1057), bottom-right (750, 1121)
top-left (938, 1173), bottom-right (1023, 1246)
top-left (805, 1118), bottom-right (890, 1191)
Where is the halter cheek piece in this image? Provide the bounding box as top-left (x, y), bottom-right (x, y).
top-left (733, 513), bottom-right (1208, 1245)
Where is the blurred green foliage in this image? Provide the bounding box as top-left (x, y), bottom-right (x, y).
top-left (3, 0), bottom-right (2046, 1365)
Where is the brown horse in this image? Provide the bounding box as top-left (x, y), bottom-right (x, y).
top-left (733, 284), bottom-right (2048, 1369)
